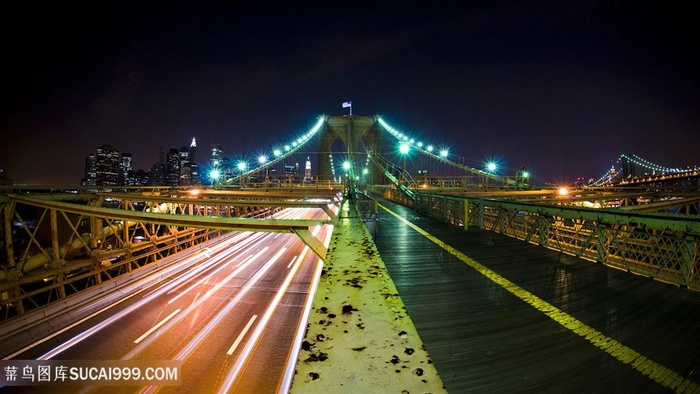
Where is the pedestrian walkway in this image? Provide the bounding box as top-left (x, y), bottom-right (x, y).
top-left (372, 197), bottom-right (700, 393)
top-left (291, 199), bottom-right (446, 393)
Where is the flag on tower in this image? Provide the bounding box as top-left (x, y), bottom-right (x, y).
top-left (342, 101), bottom-right (352, 108)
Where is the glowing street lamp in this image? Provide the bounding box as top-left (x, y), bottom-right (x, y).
top-left (209, 169), bottom-right (221, 185)
top-left (439, 149), bottom-right (449, 158)
top-left (484, 162), bottom-right (497, 190)
top-left (258, 155), bottom-right (267, 165)
top-left (342, 161), bottom-right (351, 171)
top-left (236, 161), bottom-right (248, 187)
top-left (399, 142), bottom-right (410, 183)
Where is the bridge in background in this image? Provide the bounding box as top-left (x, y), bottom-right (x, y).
top-left (1, 114), bottom-right (699, 391)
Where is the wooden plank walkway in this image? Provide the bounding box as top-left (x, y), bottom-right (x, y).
top-left (372, 197), bottom-right (700, 393)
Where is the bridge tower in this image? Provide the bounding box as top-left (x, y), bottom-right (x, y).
top-left (317, 116), bottom-right (385, 184)
top-left (621, 155), bottom-right (635, 178)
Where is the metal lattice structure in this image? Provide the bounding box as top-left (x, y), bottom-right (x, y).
top-left (0, 188), bottom-right (338, 322)
top-left (376, 186), bottom-right (700, 291)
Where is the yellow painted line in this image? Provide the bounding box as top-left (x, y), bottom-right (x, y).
top-left (378, 202), bottom-right (698, 393)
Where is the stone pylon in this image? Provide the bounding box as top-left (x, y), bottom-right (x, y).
top-left (317, 115), bottom-right (385, 183)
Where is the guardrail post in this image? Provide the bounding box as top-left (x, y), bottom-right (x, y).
top-left (464, 199), bottom-right (469, 230)
top-left (3, 202), bottom-right (15, 267)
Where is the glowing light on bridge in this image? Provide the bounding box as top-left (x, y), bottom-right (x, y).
top-left (487, 162), bottom-right (497, 172)
top-left (440, 149), bottom-right (449, 158)
top-left (258, 155), bottom-right (267, 164)
top-left (399, 142), bottom-right (410, 155)
top-left (237, 161), bottom-right (247, 172)
top-left (209, 169), bottom-right (221, 182)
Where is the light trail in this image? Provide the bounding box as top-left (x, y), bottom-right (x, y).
top-left (34, 232), bottom-right (262, 360)
top-left (122, 244), bottom-right (277, 359)
top-left (227, 315), bottom-right (258, 356)
top-left (171, 246), bottom-right (289, 361)
top-left (219, 244), bottom-right (312, 393)
top-left (133, 309), bottom-right (181, 344)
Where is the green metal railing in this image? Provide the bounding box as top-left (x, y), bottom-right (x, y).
top-left (374, 186), bottom-right (700, 291)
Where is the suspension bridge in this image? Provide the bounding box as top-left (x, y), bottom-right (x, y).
top-left (1, 114), bottom-right (699, 392)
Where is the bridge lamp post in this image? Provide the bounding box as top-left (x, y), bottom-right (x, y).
top-left (258, 155), bottom-right (269, 186)
top-left (486, 162), bottom-right (497, 189)
top-left (342, 160), bottom-right (353, 196)
top-left (399, 142), bottom-right (410, 184)
top-left (209, 168), bottom-right (221, 187)
top-left (237, 161), bottom-right (247, 188)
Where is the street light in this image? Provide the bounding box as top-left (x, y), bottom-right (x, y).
top-left (209, 169), bottom-right (221, 186)
top-left (399, 142), bottom-right (410, 183)
top-left (485, 162), bottom-right (497, 189)
top-left (236, 161), bottom-right (247, 187)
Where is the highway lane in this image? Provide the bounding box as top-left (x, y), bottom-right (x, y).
top-left (2, 206), bottom-right (334, 393)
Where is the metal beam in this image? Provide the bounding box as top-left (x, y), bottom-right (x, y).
top-left (9, 195), bottom-right (329, 233)
top-left (291, 228), bottom-right (328, 262)
top-left (93, 193), bottom-right (339, 219)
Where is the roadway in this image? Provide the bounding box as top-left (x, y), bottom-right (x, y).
top-left (2, 207), bottom-right (334, 393)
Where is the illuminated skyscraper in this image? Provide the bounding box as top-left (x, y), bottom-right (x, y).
top-left (120, 153), bottom-right (132, 185)
top-left (179, 146), bottom-right (192, 186)
top-left (188, 137), bottom-right (199, 185)
top-left (95, 144), bottom-right (120, 186)
top-left (83, 153), bottom-right (97, 186)
top-left (189, 137), bottom-right (197, 162)
top-left (305, 156), bottom-right (312, 180)
top-left (166, 148), bottom-right (180, 186)
top-left (211, 144), bottom-right (223, 168)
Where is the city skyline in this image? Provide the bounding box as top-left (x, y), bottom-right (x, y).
top-left (2, 2), bottom-right (698, 185)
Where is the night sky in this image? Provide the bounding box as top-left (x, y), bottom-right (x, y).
top-left (2, 1), bottom-right (698, 186)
